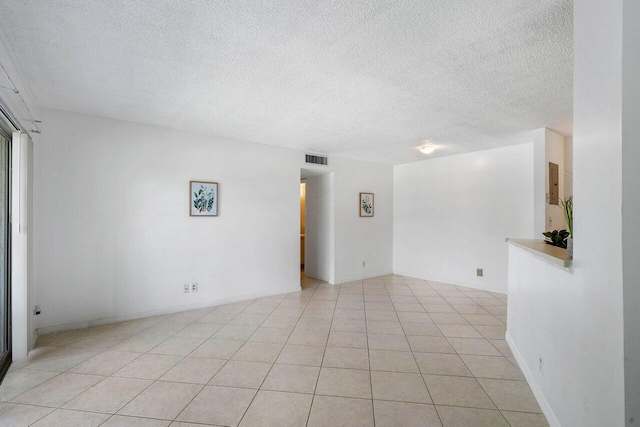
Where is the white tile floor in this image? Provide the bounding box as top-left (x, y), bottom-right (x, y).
top-left (0, 274), bottom-right (549, 426)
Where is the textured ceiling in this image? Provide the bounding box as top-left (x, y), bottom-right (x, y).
top-left (0, 0), bottom-right (573, 164)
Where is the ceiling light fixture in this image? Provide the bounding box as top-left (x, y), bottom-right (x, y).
top-left (418, 143), bottom-right (436, 154)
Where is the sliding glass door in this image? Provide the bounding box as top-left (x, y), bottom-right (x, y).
top-left (0, 133), bottom-right (10, 379)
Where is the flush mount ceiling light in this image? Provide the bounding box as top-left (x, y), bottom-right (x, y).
top-left (418, 143), bottom-right (436, 154)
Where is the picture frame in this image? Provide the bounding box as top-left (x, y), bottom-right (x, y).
top-left (359, 192), bottom-right (374, 217)
top-left (190, 181), bottom-right (218, 216)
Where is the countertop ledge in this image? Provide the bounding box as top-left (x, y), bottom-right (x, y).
top-left (506, 238), bottom-right (572, 268)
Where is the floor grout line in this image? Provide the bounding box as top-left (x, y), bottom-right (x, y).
top-left (402, 277), bottom-right (445, 427)
top-left (2, 275), bottom-right (543, 427)
top-left (362, 281), bottom-right (375, 427)
top-left (304, 280), bottom-right (333, 427)
top-left (174, 293), bottom-right (291, 424)
top-left (232, 280), bottom-right (318, 426)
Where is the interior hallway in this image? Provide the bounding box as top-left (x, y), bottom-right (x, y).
top-left (0, 274), bottom-right (545, 426)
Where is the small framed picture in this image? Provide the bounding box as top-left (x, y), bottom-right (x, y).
top-left (359, 192), bottom-right (374, 217)
top-left (190, 181), bottom-right (218, 216)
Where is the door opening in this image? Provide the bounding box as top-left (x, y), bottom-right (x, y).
top-left (300, 181), bottom-right (306, 274)
top-left (300, 168), bottom-right (333, 285)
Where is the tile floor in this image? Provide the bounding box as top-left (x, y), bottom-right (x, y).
top-left (0, 275), bottom-right (549, 426)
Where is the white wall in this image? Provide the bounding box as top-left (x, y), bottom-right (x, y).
top-left (534, 128), bottom-right (573, 237)
top-left (507, 1), bottom-right (627, 425)
top-left (34, 109), bottom-right (305, 332)
top-left (532, 128), bottom-right (546, 237)
top-left (564, 136), bottom-right (573, 197)
top-left (622, 0), bottom-right (640, 422)
top-left (506, 246), bottom-right (579, 426)
top-left (303, 156), bottom-right (394, 285)
top-left (1, 33), bottom-right (40, 357)
top-left (304, 173), bottom-right (334, 283)
top-left (545, 129), bottom-right (566, 231)
top-left (332, 157), bottom-right (393, 283)
top-left (393, 143), bottom-right (534, 293)
top-left (34, 109), bottom-right (394, 332)
top-left (11, 132), bottom-right (33, 359)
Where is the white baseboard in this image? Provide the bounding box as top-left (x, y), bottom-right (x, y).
top-left (392, 270), bottom-right (507, 294)
top-left (36, 285), bottom-right (300, 336)
top-left (30, 329), bottom-right (38, 350)
top-left (334, 270), bottom-right (394, 285)
top-left (506, 331), bottom-right (561, 427)
top-left (304, 270), bottom-right (393, 285)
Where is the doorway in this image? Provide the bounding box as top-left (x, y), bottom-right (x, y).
top-left (300, 181), bottom-right (306, 274)
top-left (300, 168), bottom-right (334, 285)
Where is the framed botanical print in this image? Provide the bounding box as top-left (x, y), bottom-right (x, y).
top-left (190, 181), bottom-right (218, 216)
top-left (359, 192), bottom-right (374, 217)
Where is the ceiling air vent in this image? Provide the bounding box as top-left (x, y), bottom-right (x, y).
top-left (305, 154), bottom-right (328, 166)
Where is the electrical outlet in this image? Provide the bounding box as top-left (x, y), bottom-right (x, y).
top-left (539, 355), bottom-right (544, 374)
top-left (183, 284), bottom-right (190, 294)
top-left (477, 268), bottom-right (483, 277)
top-left (191, 283), bottom-right (198, 292)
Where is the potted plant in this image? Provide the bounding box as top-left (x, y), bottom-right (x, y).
top-left (543, 229), bottom-right (570, 248)
top-left (560, 196), bottom-right (573, 258)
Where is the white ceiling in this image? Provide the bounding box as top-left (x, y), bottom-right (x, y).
top-left (0, 0), bottom-right (573, 164)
